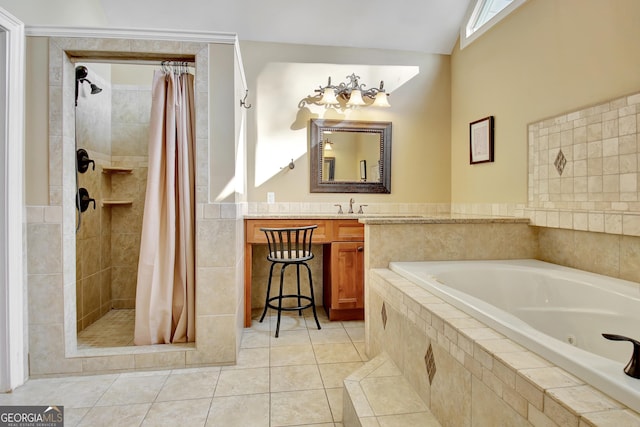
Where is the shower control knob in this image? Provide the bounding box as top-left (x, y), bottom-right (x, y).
top-left (76, 188), bottom-right (96, 212)
top-left (76, 148), bottom-right (95, 173)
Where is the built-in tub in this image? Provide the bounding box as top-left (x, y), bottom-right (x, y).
top-left (388, 259), bottom-right (640, 413)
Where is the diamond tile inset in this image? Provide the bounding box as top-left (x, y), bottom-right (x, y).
top-left (381, 302), bottom-right (387, 330)
top-left (425, 344), bottom-right (436, 384)
top-left (554, 149), bottom-right (567, 176)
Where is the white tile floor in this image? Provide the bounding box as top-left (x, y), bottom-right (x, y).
top-left (1, 309), bottom-right (367, 427)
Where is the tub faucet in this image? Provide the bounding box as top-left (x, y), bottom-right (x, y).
top-left (602, 333), bottom-right (640, 379)
top-left (348, 198), bottom-right (355, 214)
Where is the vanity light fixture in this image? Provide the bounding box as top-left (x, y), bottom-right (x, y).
top-left (316, 73), bottom-right (390, 108)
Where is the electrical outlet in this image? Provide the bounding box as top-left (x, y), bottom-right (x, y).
top-left (267, 192), bottom-right (275, 204)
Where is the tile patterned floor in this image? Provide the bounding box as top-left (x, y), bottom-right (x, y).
top-left (78, 309), bottom-right (136, 349)
top-left (1, 309), bottom-right (367, 426)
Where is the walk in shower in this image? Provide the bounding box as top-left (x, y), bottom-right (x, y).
top-left (74, 62), bottom-right (156, 348)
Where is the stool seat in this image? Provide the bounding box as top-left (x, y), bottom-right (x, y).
top-left (259, 225), bottom-right (322, 337)
top-left (267, 249), bottom-right (312, 262)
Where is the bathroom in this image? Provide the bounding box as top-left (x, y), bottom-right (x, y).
top-left (2, 0), bottom-right (640, 425)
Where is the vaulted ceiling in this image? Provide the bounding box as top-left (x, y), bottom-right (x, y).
top-left (99, 0), bottom-right (472, 54)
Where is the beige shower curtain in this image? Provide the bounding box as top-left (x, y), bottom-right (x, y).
top-left (134, 69), bottom-right (196, 345)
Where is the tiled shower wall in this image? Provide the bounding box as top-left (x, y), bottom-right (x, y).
top-left (109, 84), bottom-right (151, 310)
top-left (527, 91), bottom-right (640, 236)
top-left (75, 70), bottom-right (112, 332)
top-left (74, 79), bottom-right (150, 331)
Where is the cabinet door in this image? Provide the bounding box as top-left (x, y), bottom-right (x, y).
top-left (331, 241), bottom-right (364, 309)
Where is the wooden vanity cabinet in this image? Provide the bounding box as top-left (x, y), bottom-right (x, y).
top-left (244, 218), bottom-right (364, 325)
top-left (322, 219), bottom-right (365, 321)
top-left (323, 241), bottom-right (364, 320)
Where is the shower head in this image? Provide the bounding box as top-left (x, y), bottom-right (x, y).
top-left (89, 83), bottom-right (102, 95)
top-left (75, 65), bottom-right (103, 105)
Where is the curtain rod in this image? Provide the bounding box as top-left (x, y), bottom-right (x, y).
top-left (73, 58), bottom-right (195, 66)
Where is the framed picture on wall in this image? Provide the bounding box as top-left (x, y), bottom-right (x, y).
top-left (469, 116), bottom-right (494, 164)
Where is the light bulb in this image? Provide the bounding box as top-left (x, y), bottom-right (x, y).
top-left (319, 88), bottom-right (338, 105)
top-left (347, 89), bottom-right (366, 107)
top-left (372, 91), bottom-right (391, 108)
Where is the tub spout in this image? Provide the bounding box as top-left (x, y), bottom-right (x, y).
top-left (602, 333), bottom-right (640, 379)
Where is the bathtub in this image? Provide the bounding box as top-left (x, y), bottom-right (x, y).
top-left (388, 259), bottom-right (640, 413)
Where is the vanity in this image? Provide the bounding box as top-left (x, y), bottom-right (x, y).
top-left (244, 216), bottom-right (365, 326)
top-left (243, 119), bottom-right (392, 326)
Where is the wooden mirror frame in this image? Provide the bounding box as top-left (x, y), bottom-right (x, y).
top-left (309, 119), bottom-right (392, 193)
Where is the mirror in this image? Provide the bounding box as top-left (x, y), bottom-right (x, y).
top-left (310, 119), bottom-right (392, 193)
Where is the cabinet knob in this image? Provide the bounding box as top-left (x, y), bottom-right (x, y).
top-left (357, 246), bottom-right (364, 252)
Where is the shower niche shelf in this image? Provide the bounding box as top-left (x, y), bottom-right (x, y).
top-left (101, 200), bottom-right (133, 207)
top-left (102, 166), bottom-right (133, 174)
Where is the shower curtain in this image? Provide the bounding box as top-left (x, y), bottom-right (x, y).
top-left (134, 68), bottom-right (196, 345)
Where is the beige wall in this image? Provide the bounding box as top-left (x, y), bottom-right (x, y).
top-left (25, 37), bottom-right (49, 205)
top-left (451, 0), bottom-right (640, 203)
top-left (240, 41), bottom-right (451, 204)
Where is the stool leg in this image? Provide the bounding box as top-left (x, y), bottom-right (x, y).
top-left (275, 264), bottom-right (287, 338)
top-left (305, 262), bottom-right (321, 330)
top-left (296, 263), bottom-right (302, 316)
top-left (259, 262), bottom-right (276, 323)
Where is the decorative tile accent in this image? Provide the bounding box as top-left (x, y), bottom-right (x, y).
top-left (424, 344), bottom-right (436, 384)
top-left (528, 90), bottom-right (640, 236)
top-left (554, 149), bottom-right (566, 176)
top-left (381, 302), bottom-right (388, 330)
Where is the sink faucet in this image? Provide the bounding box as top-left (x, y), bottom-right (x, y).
top-left (348, 198), bottom-right (355, 214)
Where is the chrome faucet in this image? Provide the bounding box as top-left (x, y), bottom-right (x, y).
top-left (348, 198), bottom-right (355, 214)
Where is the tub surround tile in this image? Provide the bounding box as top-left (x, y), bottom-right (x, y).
top-left (580, 410), bottom-right (640, 427)
top-left (472, 377), bottom-right (530, 427)
top-left (546, 385), bottom-right (623, 414)
top-left (343, 353), bottom-right (441, 427)
top-left (368, 268), bottom-right (640, 427)
top-left (361, 375), bottom-right (429, 415)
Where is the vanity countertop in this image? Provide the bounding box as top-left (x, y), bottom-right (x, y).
top-left (244, 213), bottom-right (530, 224)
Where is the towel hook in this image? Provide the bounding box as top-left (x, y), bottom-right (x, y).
top-left (240, 90), bottom-right (252, 109)
top-left (280, 159), bottom-right (295, 170)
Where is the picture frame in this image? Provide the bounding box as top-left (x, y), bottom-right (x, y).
top-left (469, 116), bottom-right (494, 164)
top-left (360, 160), bottom-right (367, 181)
